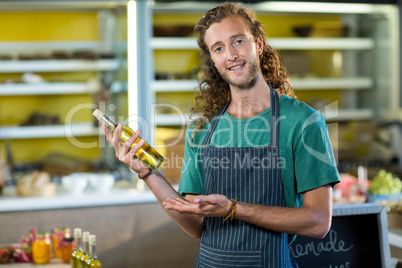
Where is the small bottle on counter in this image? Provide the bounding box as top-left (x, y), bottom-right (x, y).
top-left (93, 109), bottom-right (164, 170)
top-left (79, 231), bottom-right (90, 268)
top-left (32, 232), bottom-right (51, 264)
top-left (85, 234), bottom-right (102, 268)
top-left (71, 228), bottom-right (82, 268)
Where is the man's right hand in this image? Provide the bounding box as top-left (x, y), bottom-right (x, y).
top-left (102, 124), bottom-right (150, 177)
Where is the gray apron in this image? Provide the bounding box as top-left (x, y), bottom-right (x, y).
top-left (196, 83), bottom-right (298, 267)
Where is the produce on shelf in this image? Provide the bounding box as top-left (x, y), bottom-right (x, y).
top-left (16, 171), bottom-right (55, 197)
top-left (333, 173), bottom-right (370, 204)
top-left (368, 169), bottom-right (402, 195)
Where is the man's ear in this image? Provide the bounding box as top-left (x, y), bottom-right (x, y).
top-left (257, 35), bottom-right (263, 55)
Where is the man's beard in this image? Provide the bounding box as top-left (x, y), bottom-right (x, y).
top-left (219, 59), bottom-right (260, 89)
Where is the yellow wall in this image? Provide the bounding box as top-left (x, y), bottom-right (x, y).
top-left (0, 12), bottom-right (98, 41)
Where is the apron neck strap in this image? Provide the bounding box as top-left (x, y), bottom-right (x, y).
top-left (202, 99), bottom-right (230, 146)
top-left (269, 81), bottom-right (280, 148)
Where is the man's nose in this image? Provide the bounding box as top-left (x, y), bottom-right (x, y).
top-left (227, 47), bottom-right (239, 61)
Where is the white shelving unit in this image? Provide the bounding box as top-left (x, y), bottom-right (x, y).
top-left (0, 58), bottom-right (119, 139)
top-left (0, 3), bottom-right (129, 172)
top-left (148, 2), bottom-right (399, 126)
top-left (0, 39), bottom-right (122, 140)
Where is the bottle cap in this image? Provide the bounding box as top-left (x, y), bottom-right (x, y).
top-left (74, 228), bottom-right (82, 238)
top-left (92, 109), bottom-right (104, 120)
top-left (82, 231), bottom-right (90, 241)
top-left (89, 234), bottom-right (96, 245)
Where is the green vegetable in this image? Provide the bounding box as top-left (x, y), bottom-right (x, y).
top-left (369, 169), bottom-right (402, 195)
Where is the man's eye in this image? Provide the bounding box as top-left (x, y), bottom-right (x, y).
top-left (234, 39), bottom-right (245, 46)
top-left (214, 47), bottom-right (223, 53)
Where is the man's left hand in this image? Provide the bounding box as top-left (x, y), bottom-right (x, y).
top-left (163, 194), bottom-right (231, 218)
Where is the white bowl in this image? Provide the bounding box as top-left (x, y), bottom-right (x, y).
top-left (61, 173), bottom-right (89, 195)
top-left (88, 173), bottom-right (115, 193)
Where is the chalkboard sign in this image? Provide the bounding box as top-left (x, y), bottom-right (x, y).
top-left (289, 203), bottom-right (391, 268)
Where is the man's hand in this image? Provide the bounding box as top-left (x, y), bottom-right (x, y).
top-left (102, 124), bottom-right (150, 176)
top-left (163, 194), bottom-right (232, 218)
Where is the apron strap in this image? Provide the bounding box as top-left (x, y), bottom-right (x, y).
top-left (269, 81), bottom-right (280, 148)
top-left (202, 99), bottom-right (231, 146)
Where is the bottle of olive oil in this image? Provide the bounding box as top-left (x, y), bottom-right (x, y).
top-left (93, 109), bottom-right (164, 170)
top-left (85, 235), bottom-right (102, 268)
top-left (73, 231), bottom-right (89, 268)
top-left (70, 228), bottom-right (82, 268)
top-left (78, 231), bottom-right (90, 268)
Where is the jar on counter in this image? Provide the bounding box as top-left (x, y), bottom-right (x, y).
top-left (52, 227), bottom-right (70, 258)
top-left (32, 232), bottom-right (51, 264)
top-left (61, 236), bottom-right (74, 264)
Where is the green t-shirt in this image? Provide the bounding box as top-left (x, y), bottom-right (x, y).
top-left (178, 95), bottom-right (340, 209)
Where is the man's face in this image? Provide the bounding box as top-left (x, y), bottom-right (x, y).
top-left (204, 15), bottom-right (263, 89)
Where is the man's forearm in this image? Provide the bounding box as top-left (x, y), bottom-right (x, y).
top-left (235, 202), bottom-right (331, 239)
top-left (235, 185), bottom-right (333, 239)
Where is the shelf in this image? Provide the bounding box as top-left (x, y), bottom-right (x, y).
top-left (292, 77), bottom-right (373, 90)
top-left (269, 38), bottom-right (374, 50)
top-left (155, 113), bottom-right (193, 126)
top-left (151, 80), bottom-right (199, 92)
top-left (0, 81), bottom-right (127, 95)
top-left (0, 59), bottom-right (120, 73)
top-left (152, 1), bottom-right (387, 14)
top-left (0, 82), bottom-right (100, 95)
top-left (155, 108), bottom-right (375, 126)
top-left (151, 77), bottom-right (373, 92)
top-left (151, 38), bottom-right (198, 50)
top-left (0, 122), bottom-right (100, 139)
top-left (323, 109), bottom-right (375, 122)
top-left (0, 41), bottom-right (102, 52)
top-left (151, 37), bottom-right (374, 50)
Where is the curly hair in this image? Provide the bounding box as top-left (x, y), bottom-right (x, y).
top-left (190, 2), bottom-right (295, 141)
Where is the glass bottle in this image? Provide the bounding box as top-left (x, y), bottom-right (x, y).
top-left (70, 228), bottom-right (82, 268)
top-left (32, 232), bottom-right (51, 264)
top-left (93, 109), bottom-right (164, 170)
top-left (85, 234), bottom-right (102, 268)
top-left (79, 231), bottom-right (90, 268)
top-left (74, 232), bottom-right (89, 268)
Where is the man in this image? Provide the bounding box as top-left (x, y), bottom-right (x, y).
top-left (103, 2), bottom-right (340, 267)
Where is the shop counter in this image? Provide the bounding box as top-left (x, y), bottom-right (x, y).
top-left (0, 258), bottom-right (69, 267)
top-left (0, 186), bottom-right (158, 212)
top-left (0, 185), bottom-right (199, 268)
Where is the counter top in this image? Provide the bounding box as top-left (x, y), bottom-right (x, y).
top-left (0, 258), bottom-right (69, 267)
top-left (0, 186), bottom-right (158, 212)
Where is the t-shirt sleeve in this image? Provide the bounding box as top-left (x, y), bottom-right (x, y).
top-left (294, 112), bottom-right (340, 193)
top-left (178, 127), bottom-right (204, 196)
